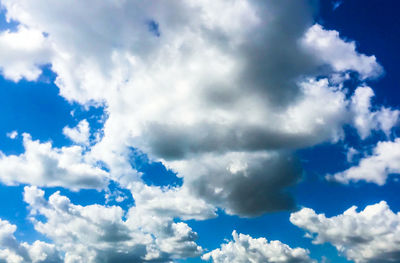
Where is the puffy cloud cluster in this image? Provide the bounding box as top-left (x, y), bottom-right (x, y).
top-left (290, 201), bottom-right (400, 263)
top-left (127, 183), bottom-right (216, 221)
top-left (0, 0), bottom-right (395, 218)
top-left (0, 3), bottom-right (399, 263)
top-left (0, 25), bottom-right (52, 81)
top-left (24, 186), bottom-right (204, 262)
top-left (0, 133), bottom-right (107, 190)
top-left (0, 218), bottom-right (61, 263)
top-left (202, 231), bottom-right (315, 263)
top-left (328, 138), bottom-right (400, 185)
top-left (63, 119), bottom-right (91, 146)
top-left (0, 1), bottom-right (399, 262)
top-left (351, 86), bottom-right (399, 139)
top-left (6, 130), bottom-right (18, 139)
top-left (301, 24), bottom-right (382, 79)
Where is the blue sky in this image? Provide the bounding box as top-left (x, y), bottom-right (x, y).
top-left (0, 1), bottom-right (399, 263)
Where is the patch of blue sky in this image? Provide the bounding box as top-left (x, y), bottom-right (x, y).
top-left (104, 180), bottom-right (135, 214)
top-left (147, 19), bottom-right (161, 37)
top-left (0, 65), bottom-right (73, 153)
top-left (0, 64), bottom-right (107, 151)
top-left (129, 148), bottom-right (183, 187)
top-left (0, 184), bottom-right (51, 244)
top-left (0, 7), bottom-right (18, 32)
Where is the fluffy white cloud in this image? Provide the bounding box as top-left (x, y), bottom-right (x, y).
top-left (0, 1), bottom-right (399, 262)
top-left (0, 25), bottom-right (52, 81)
top-left (0, 0), bottom-right (396, 217)
top-left (63, 119), bottom-right (90, 145)
top-left (202, 231), bottom-right (315, 263)
top-left (24, 186), bottom-right (203, 262)
top-left (0, 133), bottom-right (108, 190)
top-left (6, 130), bottom-right (18, 139)
top-left (0, 218), bottom-right (61, 263)
top-left (127, 183), bottom-right (217, 221)
top-left (302, 24), bottom-right (382, 79)
top-left (290, 201), bottom-right (400, 263)
top-left (328, 138), bottom-right (400, 185)
top-left (351, 86), bottom-right (399, 139)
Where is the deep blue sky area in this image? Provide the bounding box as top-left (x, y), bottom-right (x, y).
top-left (0, 1), bottom-right (399, 262)
top-left (318, 0), bottom-right (400, 106)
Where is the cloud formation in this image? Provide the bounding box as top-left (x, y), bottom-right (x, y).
top-left (290, 201), bottom-right (400, 263)
top-left (0, 25), bottom-right (51, 81)
top-left (63, 119), bottom-right (91, 146)
top-left (328, 138), bottom-right (400, 185)
top-left (0, 1), bottom-right (399, 262)
top-left (0, 218), bottom-right (61, 263)
top-left (0, 0), bottom-right (397, 218)
top-left (301, 24), bottom-right (382, 80)
top-left (24, 186), bottom-right (204, 262)
top-left (0, 133), bottom-right (108, 190)
top-left (202, 231), bottom-right (315, 263)
top-left (351, 86), bottom-right (399, 139)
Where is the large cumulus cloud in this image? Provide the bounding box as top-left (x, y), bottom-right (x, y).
top-left (0, 1), bottom-right (399, 262)
top-left (24, 186), bottom-right (204, 262)
top-left (290, 201), bottom-right (400, 263)
top-left (0, 0), bottom-right (398, 219)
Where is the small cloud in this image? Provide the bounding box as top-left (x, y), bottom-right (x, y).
top-left (6, 130), bottom-right (18, 139)
top-left (346, 146), bottom-right (359, 162)
top-left (321, 256), bottom-right (331, 263)
top-left (147, 20), bottom-right (160, 37)
top-left (63, 119), bottom-right (90, 145)
top-left (105, 189), bottom-right (127, 203)
top-left (333, 1), bottom-right (343, 11)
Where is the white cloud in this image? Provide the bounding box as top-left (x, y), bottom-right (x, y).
top-left (0, 133), bottom-right (108, 190)
top-left (63, 119), bottom-right (90, 145)
top-left (6, 130), bottom-right (18, 139)
top-left (302, 24), bottom-right (383, 79)
top-left (0, 25), bottom-right (52, 81)
top-left (24, 186), bottom-right (203, 262)
top-left (351, 86), bottom-right (399, 139)
top-left (346, 147), bottom-right (359, 163)
top-left (127, 183), bottom-right (217, 221)
top-left (202, 231), bottom-right (315, 263)
top-left (328, 138), bottom-right (400, 185)
top-left (0, 218), bottom-right (61, 263)
top-left (290, 201), bottom-right (400, 263)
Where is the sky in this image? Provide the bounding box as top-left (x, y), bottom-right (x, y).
top-left (0, 0), bottom-right (399, 263)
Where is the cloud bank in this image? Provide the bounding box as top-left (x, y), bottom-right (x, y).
top-left (0, 0), bottom-right (397, 218)
top-left (24, 186), bottom-right (204, 262)
top-left (291, 202), bottom-right (400, 263)
top-left (202, 231), bottom-right (315, 263)
top-left (0, 0), bottom-right (399, 262)
top-left (0, 218), bottom-right (61, 263)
